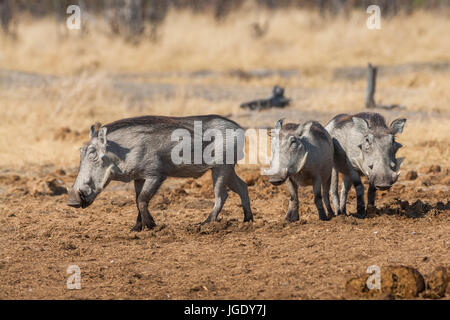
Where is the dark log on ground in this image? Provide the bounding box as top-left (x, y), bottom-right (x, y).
top-left (240, 85), bottom-right (290, 111)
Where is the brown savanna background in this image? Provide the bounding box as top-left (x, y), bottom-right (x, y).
top-left (0, 0), bottom-right (449, 299)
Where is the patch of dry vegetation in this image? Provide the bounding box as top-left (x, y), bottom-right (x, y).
top-left (0, 8), bottom-right (449, 171)
top-left (1, 9), bottom-right (450, 73)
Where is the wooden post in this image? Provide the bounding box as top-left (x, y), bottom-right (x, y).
top-left (0, 0), bottom-right (12, 33)
top-left (365, 63), bottom-right (377, 109)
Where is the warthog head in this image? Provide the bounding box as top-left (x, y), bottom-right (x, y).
top-left (266, 119), bottom-right (308, 186)
top-left (352, 116), bottom-right (406, 190)
top-left (68, 125), bottom-right (118, 208)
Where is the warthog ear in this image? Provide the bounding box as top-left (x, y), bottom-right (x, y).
top-left (275, 119), bottom-right (284, 131)
top-left (295, 123), bottom-right (305, 137)
top-left (89, 125), bottom-right (96, 139)
top-left (89, 122), bottom-right (102, 139)
top-left (352, 117), bottom-right (369, 134)
top-left (390, 118), bottom-right (406, 134)
top-left (97, 127), bottom-right (108, 146)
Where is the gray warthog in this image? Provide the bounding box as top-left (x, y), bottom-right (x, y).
top-left (325, 112), bottom-right (406, 218)
top-left (67, 115), bottom-right (254, 231)
top-left (266, 120), bottom-right (334, 221)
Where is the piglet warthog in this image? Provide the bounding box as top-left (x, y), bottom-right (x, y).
top-left (325, 112), bottom-right (406, 217)
top-left (67, 115), bottom-right (253, 231)
top-left (265, 120), bottom-right (334, 221)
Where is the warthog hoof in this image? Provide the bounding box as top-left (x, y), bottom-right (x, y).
top-left (130, 222), bottom-right (156, 232)
top-left (285, 210), bottom-right (299, 222)
top-left (357, 207), bottom-right (367, 219)
top-left (200, 217), bottom-right (220, 225)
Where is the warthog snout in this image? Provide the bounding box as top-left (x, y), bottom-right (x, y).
top-left (67, 189), bottom-right (82, 208)
top-left (375, 184), bottom-right (392, 191)
top-left (374, 171), bottom-right (400, 190)
top-left (268, 176), bottom-right (286, 186)
top-left (268, 168), bottom-right (289, 186)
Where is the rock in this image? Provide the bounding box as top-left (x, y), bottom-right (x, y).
top-left (423, 267), bottom-right (449, 299)
top-left (440, 176), bottom-right (450, 185)
top-left (30, 178), bottom-right (68, 196)
top-left (110, 196), bottom-right (132, 207)
top-left (345, 265), bottom-right (425, 299)
top-left (405, 200), bottom-right (430, 218)
top-left (53, 127), bottom-right (81, 141)
top-left (419, 165), bottom-right (441, 174)
top-left (417, 176), bottom-right (433, 186)
top-left (405, 170), bottom-right (418, 181)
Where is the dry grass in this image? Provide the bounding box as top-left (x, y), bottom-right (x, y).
top-left (0, 9), bottom-right (449, 171)
top-left (1, 9), bottom-right (449, 73)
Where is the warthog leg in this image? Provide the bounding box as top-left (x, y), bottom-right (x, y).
top-left (131, 176), bottom-right (165, 231)
top-left (351, 172), bottom-right (366, 219)
top-left (227, 167), bottom-right (254, 222)
top-left (202, 166), bottom-right (229, 224)
top-left (322, 175), bottom-right (334, 218)
top-left (313, 178), bottom-right (329, 221)
top-left (330, 167), bottom-right (340, 215)
top-left (339, 172), bottom-right (366, 218)
top-left (339, 175), bottom-right (352, 215)
top-left (285, 177), bottom-right (299, 222)
top-left (367, 183), bottom-right (376, 208)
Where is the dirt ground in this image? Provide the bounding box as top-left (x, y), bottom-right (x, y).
top-left (0, 161), bottom-right (448, 300)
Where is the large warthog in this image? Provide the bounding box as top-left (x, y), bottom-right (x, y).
top-left (325, 112), bottom-right (406, 217)
top-left (67, 115), bottom-right (254, 231)
top-left (265, 120), bottom-right (335, 221)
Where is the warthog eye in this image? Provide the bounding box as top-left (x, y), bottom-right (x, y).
top-left (87, 149), bottom-right (98, 162)
top-left (288, 136), bottom-right (297, 149)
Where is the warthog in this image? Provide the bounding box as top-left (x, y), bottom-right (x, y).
top-left (265, 119), bottom-right (334, 221)
top-left (67, 115), bottom-right (254, 231)
top-left (325, 112), bottom-right (406, 217)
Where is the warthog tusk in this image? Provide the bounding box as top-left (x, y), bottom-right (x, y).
top-left (397, 171), bottom-right (401, 177)
top-left (100, 165), bottom-right (114, 191)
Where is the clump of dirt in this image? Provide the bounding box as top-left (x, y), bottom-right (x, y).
top-left (375, 199), bottom-right (439, 218)
top-left (186, 219), bottom-right (240, 235)
top-left (423, 266), bottom-right (449, 299)
top-left (405, 200), bottom-right (430, 217)
top-left (54, 123), bottom-right (101, 142)
top-left (345, 266), bottom-right (426, 299)
top-left (0, 174), bottom-right (22, 185)
top-left (419, 165), bottom-right (441, 174)
top-left (26, 176), bottom-right (68, 196)
top-left (440, 176), bottom-right (450, 185)
top-left (405, 170), bottom-right (418, 180)
top-left (53, 127), bottom-right (82, 141)
top-left (110, 195), bottom-right (133, 207)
